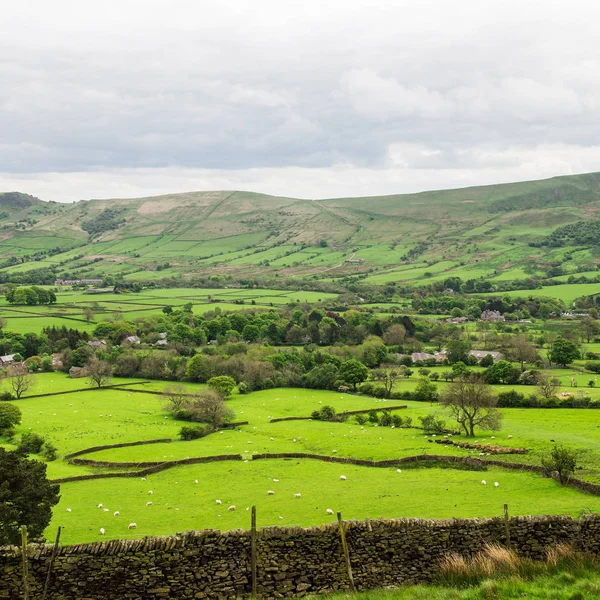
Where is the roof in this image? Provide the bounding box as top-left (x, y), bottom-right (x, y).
top-left (0, 354), bottom-right (15, 363)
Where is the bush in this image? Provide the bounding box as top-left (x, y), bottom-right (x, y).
top-left (179, 425), bottom-right (209, 440)
top-left (497, 390), bottom-right (526, 408)
top-left (238, 382), bottom-right (250, 394)
top-left (585, 361), bottom-right (600, 373)
top-left (0, 402), bottom-right (21, 432)
top-left (311, 405), bottom-right (342, 421)
top-left (0, 391), bottom-right (15, 401)
top-left (419, 414), bottom-right (447, 434)
top-left (41, 356), bottom-right (54, 372)
top-left (379, 410), bottom-right (393, 427)
top-left (391, 414), bottom-right (404, 427)
top-left (368, 409), bottom-right (379, 424)
top-left (41, 442), bottom-right (58, 461)
top-left (18, 432), bottom-right (45, 454)
top-left (355, 414), bottom-right (368, 425)
top-left (541, 444), bottom-right (579, 484)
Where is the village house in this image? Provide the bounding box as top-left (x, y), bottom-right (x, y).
top-left (480, 310), bottom-right (505, 322)
top-left (88, 340), bottom-right (108, 349)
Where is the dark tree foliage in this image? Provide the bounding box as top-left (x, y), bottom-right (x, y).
top-left (0, 448), bottom-right (60, 545)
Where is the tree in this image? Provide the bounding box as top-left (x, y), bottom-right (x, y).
top-left (413, 377), bottom-right (438, 402)
top-left (541, 444), bottom-right (579, 484)
top-left (440, 375), bottom-right (502, 437)
top-left (382, 325), bottom-right (406, 346)
top-left (83, 307), bottom-right (95, 322)
top-left (549, 337), bottom-right (580, 367)
top-left (370, 368), bottom-right (400, 398)
top-left (579, 317), bottom-right (600, 343)
top-left (536, 373), bottom-right (561, 399)
top-left (186, 354), bottom-right (212, 382)
top-left (0, 403), bottom-right (21, 432)
top-left (446, 339), bottom-right (472, 364)
top-left (508, 334), bottom-right (540, 371)
top-left (163, 384), bottom-right (190, 409)
top-left (0, 448), bottom-right (61, 545)
top-left (7, 365), bottom-right (33, 399)
top-left (172, 389), bottom-right (234, 430)
top-left (339, 359), bottom-right (369, 391)
top-left (86, 358), bottom-right (112, 388)
top-left (207, 375), bottom-right (236, 398)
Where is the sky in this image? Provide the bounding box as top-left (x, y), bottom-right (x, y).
top-left (2, 0), bottom-right (600, 202)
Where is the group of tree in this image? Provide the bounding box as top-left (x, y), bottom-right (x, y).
top-left (5, 286), bottom-right (56, 305)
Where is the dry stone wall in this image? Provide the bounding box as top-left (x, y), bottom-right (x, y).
top-left (3, 515), bottom-right (600, 599)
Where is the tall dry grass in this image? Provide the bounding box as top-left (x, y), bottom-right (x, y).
top-left (438, 542), bottom-right (600, 587)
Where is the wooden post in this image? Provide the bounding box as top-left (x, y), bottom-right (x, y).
top-left (503, 504), bottom-right (511, 548)
top-left (337, 512), bottom-right (356, 592)
top-left (21, 525), bottom-right (29, 600)
top-left (42, 526), bottom-right (62, 600)
top-left (251, 505), bottom-right (257, 597)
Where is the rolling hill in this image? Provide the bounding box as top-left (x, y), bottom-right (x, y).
top-left (1, 172), bottom-right (600, 288)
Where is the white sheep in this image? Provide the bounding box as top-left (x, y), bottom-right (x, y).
top-left (326, 509), bottom-right (334, 515)
top-left (128, 523), bottom-right (137, 529)
top-left (148, 490), bottom-right (153, 495)
top-left (97, 503), bottom-right (103, 509)
top-left (216, 499), bottom-right (222, 505)
top-left (141, 477), bottom-right (146, 481)
top-left (66, 508), bottom-right (72, 513)
top-left (396, 469), bottom-right (402, 473)
top-left (228, 505), bottom-right (236, 511)
top-left (113, 511), bottom-right (120, 516)
top-left (481, 480), bottom-right (487, 485)
top-left (294, 493), bottom-right (302, 498)
top-left (268, 490), bottom-right (275, 495)
top-left (508, 435), bottom-right (513, 439)
top-left (103, 508), bottom-right (109, 512)
top-left (146, 501), bottom-right (153, 507)
top-left (340, 475), bottom-right (346, 480)
top-left (194, 479), bottom-right (199, 484)
top-left (494, 482), bottom-right (499, 487)
top-left (273, 478), bottom-right (279, 483)
top-left (99, 528), bottom-right (105, 535)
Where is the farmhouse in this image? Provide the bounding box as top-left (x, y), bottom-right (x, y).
top-left (123, 335), bottom-right (140, 345)
top-left (480, 310), bottom-right (505, 322)
top-left (469, 350), bottom-right (504, 361)
top-left (0, 354), bottom-right (15, 365)
top-left (55, 278), bottom-right (103, 286)
top-left (88, 340), bottom-right (108, 349)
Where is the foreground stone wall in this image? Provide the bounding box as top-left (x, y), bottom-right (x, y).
top-left (2, 515), bottom-right (600, 599)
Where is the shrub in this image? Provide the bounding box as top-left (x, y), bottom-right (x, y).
top-left (368, 409), bottom-right (379, 424)
top-left (585, 361), bottom-right (600, 373)
top-left (238, 382), bottom-right (250, 394)
top-left (541, 444), bottom-right (579, 484)
top-left (0, 391), bottom-right (15, 401)
top-left (41, 442), bottom-right (58, 461)
top-left (0, 403), bottom-right (21, 432)
top-left (179, 425), bottom-right (209, 440)
top-left (379, 410), bottom-right (393, 427)
top-left (41, 356), bottom-right (54, 372)
top-left (391, 414), bottom-right (404, 427)
top-left (419, 414), bottom-right (447, 434)
top-left (18, 432), bottom-right (45, 454)
top-left (311, 405), bottom-right (341, 421)
top-left (355, 414), bottom-right (368, 425)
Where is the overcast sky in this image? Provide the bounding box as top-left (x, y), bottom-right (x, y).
top-left (2, 0), bottom-right (600, 202)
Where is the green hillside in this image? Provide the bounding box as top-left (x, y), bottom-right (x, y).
top-left (1, 171), bottom-right (600, 289)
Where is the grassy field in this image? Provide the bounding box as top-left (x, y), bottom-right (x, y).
top-left (5, 373), bottom-right (600, 544)
top-left (3, 172), bottom-right (600, 287)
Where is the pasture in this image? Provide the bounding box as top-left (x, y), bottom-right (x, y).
top-left (5, 374), bottom-right (600, 544)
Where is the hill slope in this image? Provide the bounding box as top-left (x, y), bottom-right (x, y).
top-left (1, 172), bottom-right (600, 287)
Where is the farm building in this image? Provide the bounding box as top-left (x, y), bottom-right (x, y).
top-left (480, 310), bottom-right (505, 322)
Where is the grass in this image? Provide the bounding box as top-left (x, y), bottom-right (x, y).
top-left (5, 374), bottom-right (600, 544)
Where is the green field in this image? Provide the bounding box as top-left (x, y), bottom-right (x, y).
top-left (5, 373), bottom-right (600, 544)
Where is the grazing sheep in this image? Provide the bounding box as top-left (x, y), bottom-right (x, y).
top-left (326, 509), bottom-right (334, 515)
top-left (494, 482), bottom-right (499, 487)
top-left (294, 493), bottom-right (302, 498)
top-left (481, 480), bottom-right (487, 485)
top-left (228, 505), bottom-right (236, 511)
top-left (141, 477), bottom-right (146, 481)
top-left (273, 479), bottom-right (279, 482)
top-left (340, 475), bottom-right (346, 480)
top-left (216, 499), bottom-right (222, 505)
top-left (194, 479), bottom-right (199, 484)
top-left (66, 508), bottom-right (72, 513)
top-left (146, 501), bottom-right (153, 507)
top-left (396, 469), bottom-right (402, 473)
top-left (113, 511), bottom-right (120, 516)
top-left (508, 435), bottom-right (513, 439)
top-left (99, 528), bottom-right (105, 535)
top-left (268, 490), bottom-right (275, 495)
top-left (98, 503), bottom-right (103, 509)
top-left (128, 523), bottom-right (137, 529)
top-left (103, 508), bottom-right (109, 512)
top-left (148, 491), bottom-right (153, 495)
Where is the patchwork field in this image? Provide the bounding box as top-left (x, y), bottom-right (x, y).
top-left (4, 374), bottom-right (600, 545)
